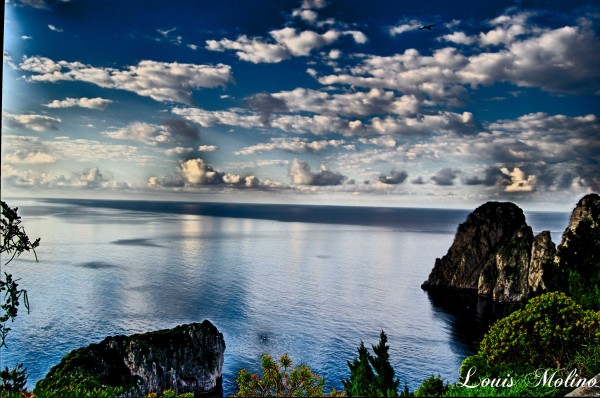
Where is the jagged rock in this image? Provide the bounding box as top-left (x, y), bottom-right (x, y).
top-left (555, 193), bottom-right (600, 265)
top-left (422, 194), bottom-right (600, 304)
top-left (528, 231), bottom-right (555, 295)
top-left (422, 201), bottom-right (535, 302)
top-left (35, 320), bottom-right (225, 397)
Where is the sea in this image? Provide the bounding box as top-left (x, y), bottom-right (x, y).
top-left (0, 198), bottom-right (571, 395)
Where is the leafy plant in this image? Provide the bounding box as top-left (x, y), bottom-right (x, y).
top-left (1, 201), bottom-right (40, 347)
top-left (234, 353), bottom-right (344, 397)
top-left (0, 201), bottom-right (40, 396)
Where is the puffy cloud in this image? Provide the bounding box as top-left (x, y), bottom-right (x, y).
top-left (206, 27), bottom-right (366, 64)
top-left (2, 112), bottom-right (61, 131)
top-left (236, 137), bottom-right (347, 155)
top-left (288, 158), bottom-right (346, 186)
top-left (172, 107), bottom-right (261, 128)
top-left (431, 168), bottom-right (460, 186)
top-left (180, 158), bottom-right (222, 185)
top-left (20, 56), bottom-right (233, 104)
top-left (148, 158), bottom-right (279, 190)
top-left (500, 167), bottom-right (537, 192)
top-left (478, 13), bottom-right (529, 46)
top-left (272, 88), bottom-right (420, 117)
top-left (439, 31), bottom-right (477, 45)
top-left (319, 23), bottom-right (600, 97)
top-left (44, 97), bottom-right (113, 110)
top-left (369, 111), bottom-right (478, 136)
top-left (104, 122), bottom-right (171, 145)
top-left (378, 170), bottom-right (408, 185)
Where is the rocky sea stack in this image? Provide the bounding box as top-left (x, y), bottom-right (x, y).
top-left (422, 193), bottom-right (600, 304)
top-left (35, 320), bottom-right (225, 397)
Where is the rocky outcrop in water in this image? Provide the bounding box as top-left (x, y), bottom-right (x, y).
top-left (35, 320), bottom-right (225, 397)
top-left (421, 201), bottom-right (545, 302)
top-left (422, 194), bottom-right (600, 303)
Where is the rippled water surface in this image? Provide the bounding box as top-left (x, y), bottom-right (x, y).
top-left (1, 199), bottom-right (569, 395)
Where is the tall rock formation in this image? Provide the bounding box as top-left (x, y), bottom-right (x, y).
top-left (36, 320), bottom-right (225, 397)
top-left (421, 201), bottom-right (554, 303)
top-left (555, 193), bottom-right (600, 264)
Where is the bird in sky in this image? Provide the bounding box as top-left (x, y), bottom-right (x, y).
top-left (419, 24), bottom-right (436, 30)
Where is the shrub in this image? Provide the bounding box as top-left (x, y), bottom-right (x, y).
top-left (234, 353), bottom-right (344, 397)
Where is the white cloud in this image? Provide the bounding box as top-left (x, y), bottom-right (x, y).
top-left (236, 137), bottom-right (348, 155)
top-left (198, 145), bottom-right (218, 152)
top-left (206, 28), bottom-right (366, 64)
top-left (104, 122), bottom-right (171, 145)
top-left (172, 107), bottom-right (262, 128)
top-left (2, 112), bottom-right (61, 131)
top-left (20, 56), bottom-right (233, 105)
top-left (21, 35), bottom-right (33, 40)
top-left (479, 13), bottom-right (529, 46)
top-left (44, 97), bottom-right (113, 110)
top-left (319, 23), bottom-right (600, 97)
top-left (187, 44), bottom-right (198, 51)
top-left (389, 20), bottom-right (422, 36)
top-left (272, 88), bottom-right (420, 117)
top-left (148, 158), bottom-right (281, 190)
top-left (48, 24), bottom-right (63, 32)
top-left (439, 31), bottom-right (477, 45)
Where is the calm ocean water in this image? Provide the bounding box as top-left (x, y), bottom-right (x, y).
top-left (1, 198), bottom-right (570, 395)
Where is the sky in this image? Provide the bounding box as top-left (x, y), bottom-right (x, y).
top-left (2, 0), bottom-right (599, 210)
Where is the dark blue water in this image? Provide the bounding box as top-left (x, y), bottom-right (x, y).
top-left (1, 198), bottom-right (569, 395)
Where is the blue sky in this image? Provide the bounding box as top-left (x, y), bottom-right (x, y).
top-left (2, 0), bottom-right (599, 209)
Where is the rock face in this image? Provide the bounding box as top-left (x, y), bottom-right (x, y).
top-left (555, 193), bottom-right (600, 265)
top-left (36, 320), bottom-right (225, 397)
top-left (422, 193), bottom-right (600, 303)
top-left (421, 201), bottom-right (558, 303)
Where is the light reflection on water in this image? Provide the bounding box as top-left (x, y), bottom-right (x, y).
top-left (1, 199), bottom-right (568, 395)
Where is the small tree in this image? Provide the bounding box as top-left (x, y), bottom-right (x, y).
top-left (0, 201), bottom-right (40, 394)
top-left (342, 342), bottom-right (376, 397)
top-left (343, 331), bottom-right (400, 397)
top-left (234, 353), bottom-right (344, 397)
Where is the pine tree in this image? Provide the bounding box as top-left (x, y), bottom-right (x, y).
top-left (343, 331), bottom-right (401, 397)
top-left (369, 330), bottom-right (400, 396)
top-left (342, 341), bottom-right (376, 397)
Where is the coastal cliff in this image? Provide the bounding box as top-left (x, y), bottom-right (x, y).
top-left (422, 193), bottom-right (599, 304)
top-left (35, 320), bottom-right (225, 397)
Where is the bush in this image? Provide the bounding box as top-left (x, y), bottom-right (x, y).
top-left (413, 374), bottom-right (448, 397)
top-left (462, 292), bottom-right (599, 376)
